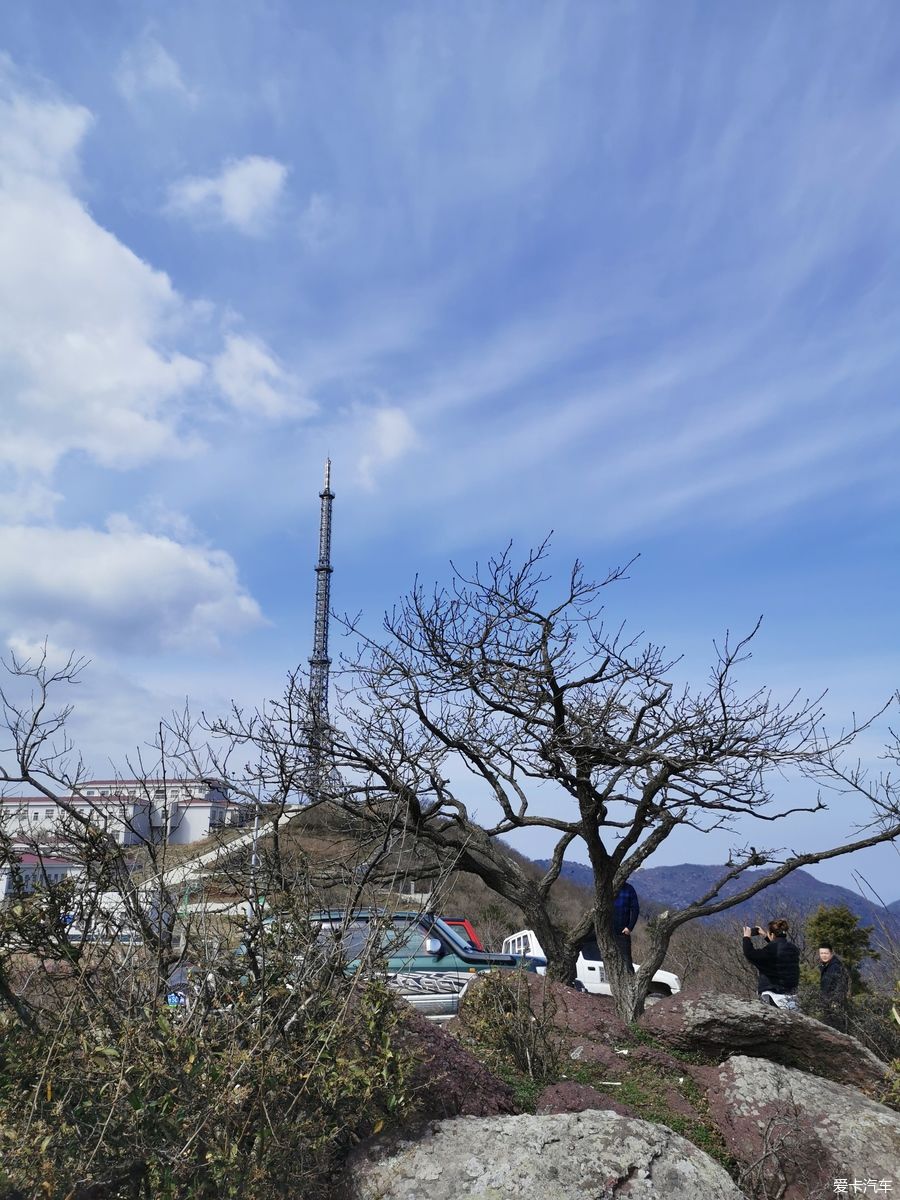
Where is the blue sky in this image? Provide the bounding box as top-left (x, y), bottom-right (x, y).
top-left (1, 3), bottom-right (899, 899)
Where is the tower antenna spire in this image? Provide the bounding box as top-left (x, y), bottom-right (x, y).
top-left (308, 458), bottom-right (334, 800)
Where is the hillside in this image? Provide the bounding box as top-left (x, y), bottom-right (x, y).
top-left (533, 858), bottom-right (900, 943)
top-left (219, 806), bottom-right (900, 956)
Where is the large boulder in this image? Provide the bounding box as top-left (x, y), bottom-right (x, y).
top-left (346, 1110), bottom-right (746, 1199)
top-left (640, 993), bottom-right (887, 1091)
top-left (708, 1054), bottom-right (900, 1200)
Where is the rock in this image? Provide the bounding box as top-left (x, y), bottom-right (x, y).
top-left (540, 978), bottom-right (631, 1041)
top-left (396, 1010), bottom-right (518, 1122)
top-left (346, 1110), bottom-right (747, 1199)
top-left (535, 1081), bottom-right (638, 1118)
top-left (640, 992), bottom-right (887, 1091)
top-left (564, 1037), bottom-right (625, 1071)
top-left (456, 972), bottom-right (630, 1042)
top-left (708, 1055), bottom-right (900, 1200)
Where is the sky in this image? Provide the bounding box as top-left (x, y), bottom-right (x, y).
top-left (1, 3), bottom-right (899, 900)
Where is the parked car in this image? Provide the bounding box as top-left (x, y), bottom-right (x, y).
top-left (501, 929), bottom-right (681, 997)
top-left (440, 915), bottom-right (484, 950)
top-left (66, 926), bottom-right (143, 946)
top-left (308, 910), bottom-right (536, 1020)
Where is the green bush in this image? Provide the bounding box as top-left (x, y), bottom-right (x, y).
top-left (0, 901), bottom-right (418, 1199)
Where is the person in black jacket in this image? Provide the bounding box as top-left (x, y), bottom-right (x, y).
top-left (742, 919), bottom-right (801, 1011)
top-left (578, 882), bottom-right (641, 973)
top-left (611, 881), bottom-right (640, 972)
top-left (818, 943), bottom-right (849, 1030)
top-left (585, 883), bottom-right (643, 974)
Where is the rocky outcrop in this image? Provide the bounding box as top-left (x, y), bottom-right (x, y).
top-left (344, 981), bottom-right (900, 1199)
top-left (346, 1110), bottom-right (747, 1199)
top-left (640, 992), bottom-right (887, 1091)
top-left (532, 976), bottom-right (630, 1040)
top-left (396, 1010), bottom-right (518, 1122)
top-left (535, 1081), bottom-right (639, 1118)
top-left (455, 971), bottom-right (630, 1041)
top-left (708, 1055), bottom-right (900, 1200)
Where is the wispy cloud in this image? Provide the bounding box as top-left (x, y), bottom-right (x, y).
top-left (297, 192), bottom-right (345, 253)
top-left (356, 407), bottom-right (419, 490)
top-left (167, 156), bottom-right (288, 235)
top-left (212, 333), bottom-right (315, 421)
top-left (115, 33), bottom-right (196, 105)
top-left (0, 481), bottom-right (61, 523)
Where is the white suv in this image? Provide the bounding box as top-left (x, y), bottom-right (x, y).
top-left (501, 929), bottom-right (681, 998)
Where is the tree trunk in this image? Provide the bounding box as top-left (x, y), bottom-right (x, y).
top-left (522, 906), bottom-right (579, 984)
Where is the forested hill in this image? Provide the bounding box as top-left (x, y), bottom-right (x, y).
top-left (534, 859), bottom-right (900, 942)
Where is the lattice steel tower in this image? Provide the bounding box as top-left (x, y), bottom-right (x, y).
top-left (307, 459), bottom-right (334, 798)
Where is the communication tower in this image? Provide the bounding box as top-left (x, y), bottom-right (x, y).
top-left (307, 458), bottom-right (334, 798)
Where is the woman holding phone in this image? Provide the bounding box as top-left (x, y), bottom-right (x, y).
top-left (742, 919), bottom-right (801, 1011)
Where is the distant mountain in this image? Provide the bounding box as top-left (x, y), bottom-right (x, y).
top-left (534, 859), bottom-right (900, 943)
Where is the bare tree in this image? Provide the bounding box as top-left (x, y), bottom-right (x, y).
top-left (307, 543), bottom-right (900, 1021)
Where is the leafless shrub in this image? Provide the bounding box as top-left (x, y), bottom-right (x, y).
top-left (737, 1096), bottom-right (833, 1200)
top-left (457, 969), bottom-right (562, 1084)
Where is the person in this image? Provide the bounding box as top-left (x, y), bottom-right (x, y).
top-left (578, 881), bottom-right (640, 973)
top-left (612, 880), bottom-right (640, 972)
top-left (742, 919), bottom-right (800, 1011)
top-left (818, 943), bottom-right (849, 1030)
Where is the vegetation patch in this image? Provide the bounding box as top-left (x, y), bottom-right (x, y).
top-left (0, 891), bottom-right (420, 1200)
top-left (566, 1056), bottom-right (735, 1173)
top-left (455, 970), bottom-right (562, 1087)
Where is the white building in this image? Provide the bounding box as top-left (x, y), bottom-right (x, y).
top-left (1, 780), bottom-right (252, 897)
top-left (2, 852), bottom-right (83, 895)
top-left (1, 779), bottom-right (250, 848)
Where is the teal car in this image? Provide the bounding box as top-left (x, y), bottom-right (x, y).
top-left (311, 909), bottom-right (537, 1021)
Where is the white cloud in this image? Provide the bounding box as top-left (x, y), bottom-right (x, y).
top-left (136, 499), bottom-right (201, 544)
top-left (0, 80), bottom-right (206, 478)
top-left (357, 407), bottom-right (419, 488)
top-left (0, 480), bottom-right (61, 523)
top-left (115, 35), bottom-right (196, 105)
top-left (4, 635), bottom-right (82, 673)
top-left (0, 521), bottom-right (264, 654)
top-left (0, 85), bottom-right (91, 182)
top-left (212, 333), bottom-right (315, 420)
top-left (167, 156), bottom-right (288, 235)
